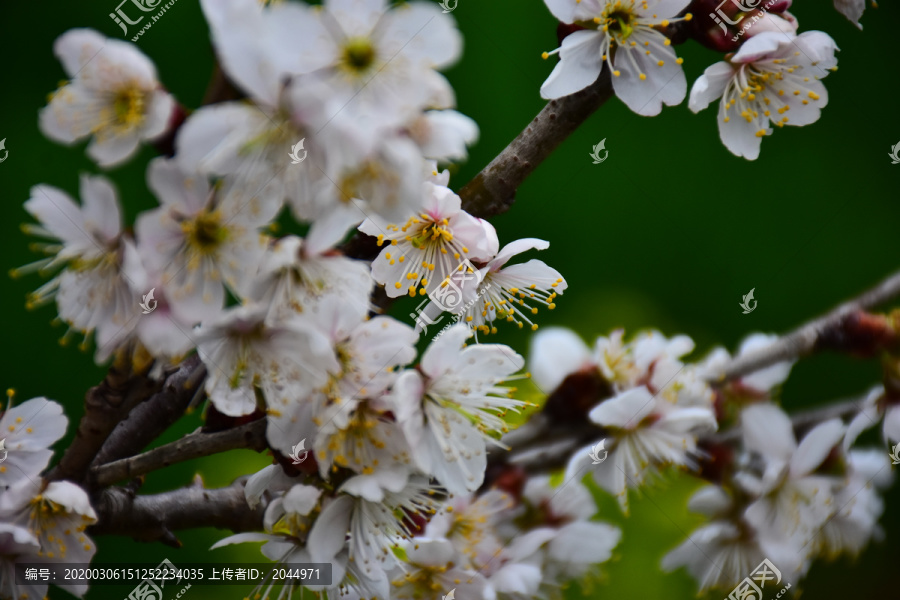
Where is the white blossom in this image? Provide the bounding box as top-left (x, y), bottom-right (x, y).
top-left (689, 30), bottom-right (838, 159)
top-left (39, 29), bottom-right (174, 167)
top-left (540, 0), bottom-right (691, 116)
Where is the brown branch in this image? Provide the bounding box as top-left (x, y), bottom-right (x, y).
top-left (458, 68), bottom-right (613, 218)
top-left (48, 355), bottom-right (160, 485)
top-left (91, 356), bottom-right (206, 470)
top-left (710, 269), bottom-right (900, 385)
top-left (89, 477), bottom-right (266, 544)
top-left (92, 419), bottom-right (267, 487)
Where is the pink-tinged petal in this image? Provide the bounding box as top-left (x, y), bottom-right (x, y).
top-left (746, 13), bottom-right (799, 38)
top-left (528, 327), bottom-right (593, 392)
top-left (423, 183), bottom-right (462, 220)
top-left (790, 418), bottom-right (844, 478)
top-left (589, 386), bottom-right (657, 429)
top-left (732, 31), bottom-right (787, 63)
top-left (53, 29), bottom-right (107, 78)
top-left (689, 61), bottom-right (734, 113)
top-left (86, 129), bottom-right (142, 167)
top-left (488, 238), bottom-right (550, 271)
top-left (741, 403), bottom-right (796, 460)
top-left (79, 174), bottom-right (121, 243)
top-left (540, 30), bottom-right (605, 100)
top-left (449, 213), bottom-right (495, 262)
top-left (793, 30), bottom-right (839, 71)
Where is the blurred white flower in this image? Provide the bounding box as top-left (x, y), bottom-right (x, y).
top-left (135, 159), bottom-right (277, 321)
top-left (20, 175), bottom-right (141, 361)
top-left (540, 0), bottom-right (690, 116)
top-left (689, 30), bottom-right (838, 160)
top-left (39, 29), bottom-right (174, 167)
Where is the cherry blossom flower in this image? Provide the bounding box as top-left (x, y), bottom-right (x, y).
top-left (540, 0), bottom-right (692, 116)
top-left (18, 175), bottom-right (141, 361)
top-left (135, 159), bottom-right (277, 321)
top-left (194, 304), bottom-right (339, 417)
top-left (844, 385), bottom-right (900, 447)
top-left (249, 228), bottom-right (374, 322)
top-left (456, 239), bottom-right (566, 335)
top-left (0, 522), bottom-right (42, 600)
top-left (359, 182), bottom-right (497, 299)
top-left (567, 385), bottom-right (717, 512)
top-left (39, 29), bottom-right (174, 167)
top-left (689, 30), bottom-right (839, 159)
top-left (0, 479), bottom-right (98, 598)
top-left (0, 396), bottom-right (67, 492)
top-left (424, 490), bottom-right (513, 564)
top-left (735, 404), bottom-right (844, 550)
top-left (389, 538), bottom-right (494, 600)
top-left (391, 326), bottom-right (526, 495)
top-left (700, 332), bottom-right (794, 395)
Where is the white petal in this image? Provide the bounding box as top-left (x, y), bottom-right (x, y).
top-left (741, 403), bottom-right (796, 460)
top-left (540, 30), bottom-right (605, 100)
top-left (527, 327), bottom-right (592, 392)
top-left (688, 61), bottom-right (734, 113)
top-left (589, 386), bottom-right (657, 429)
top-left (789, 418), bottom-right (844, 478)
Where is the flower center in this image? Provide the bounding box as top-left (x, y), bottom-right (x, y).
top-left (341, 38), bottom-right (376, 73)
top-left (606, 9), bottom-right (636, 39)
top-left (112, 87), bottom-right (145, 128)
top-left (182, 210), bottom-right (228, 253)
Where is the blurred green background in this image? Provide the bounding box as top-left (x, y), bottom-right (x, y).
top-left (1, 0), bottom-right (898, 599)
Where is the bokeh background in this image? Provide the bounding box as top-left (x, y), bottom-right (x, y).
top-left (1, 0), bottom-right (899, 599)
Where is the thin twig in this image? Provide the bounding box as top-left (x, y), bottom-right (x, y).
top-left (47, 356), bottom-right (159, 485)
top-left (91, 356), bottom-right (206, 470)
top-left (92, 419), bottom-right (267, 487)
top-left (710, 269), bottom-right (900, 384)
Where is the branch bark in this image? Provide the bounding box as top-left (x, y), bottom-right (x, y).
top-left (710, 268), bottom-right (900, 385)
top-left (89, 477), bottom-right (266, 544)
top-left (92, 419), bottom-right (266, 487)
top-left (91, 356), bottom-right (206, 470)
top-left (48, 356), bottom-right (160, 485)
top-left (457, 68), bottom-right (614, 218)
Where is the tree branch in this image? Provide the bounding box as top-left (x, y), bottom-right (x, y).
top-left (91, 356), bottom-right (206, 470)
top-left (92, 419), bottom-right (266, 487)
top-left (48, 356), bottom-right (160, 485)
top-left (89, 477), bottom-right (266, 544)
top-left (457, 68), bottom-right (614, 218)
top-left (710, 268), bottom-right (900, 385)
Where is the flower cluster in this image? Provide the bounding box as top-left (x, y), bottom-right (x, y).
top-left (0, 393), bottom-right (99, 600)
top-left (539, 0), bottom-right (844, 160)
